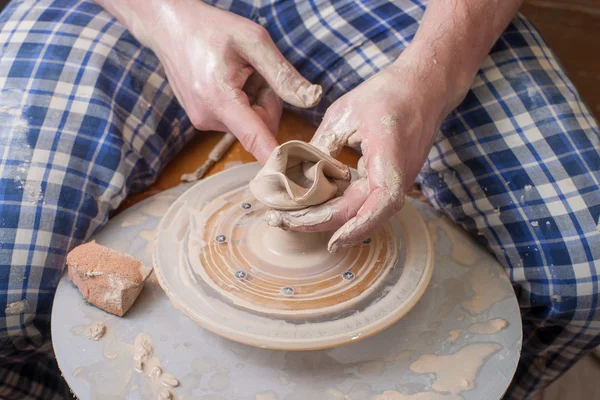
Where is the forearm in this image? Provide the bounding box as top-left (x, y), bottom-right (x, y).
top-left (397, 0), bottom-right (523, 112)
top-left (93, 0), bottom-right (203, 48)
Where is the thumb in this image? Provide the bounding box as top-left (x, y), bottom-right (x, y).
top-left (309, 108), bottom-right (356, 157)
top-left (237, 32), bottom-right (323, 109)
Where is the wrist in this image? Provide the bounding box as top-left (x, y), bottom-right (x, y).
top-left (389, 43), bottom-right (464, 132)
top-left (94, 0), bottom-right (156, 47)
top-left (394, 39), bottom-right (475, 115)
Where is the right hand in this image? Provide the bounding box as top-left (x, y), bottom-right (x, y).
top-left (133, 0), bottom-right (322, 163)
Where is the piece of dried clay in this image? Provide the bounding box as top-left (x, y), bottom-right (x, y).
top-left (67, 241), bottom-right (152, 317)
top-left (249, 140), bottom-right (351, 210)
top-left (85, 321), bottom-right (106, 341)
top-left (133, 333), bottom-right (154, 369)
top-left (149, 366), bottom-right (163, 380)
top-left (161, 373), bottom-right (179, 388)
top-left (158, 390), bottom-right (172, 400)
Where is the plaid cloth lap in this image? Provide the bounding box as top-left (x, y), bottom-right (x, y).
top-left (0, 0), bottom-right (598, 399)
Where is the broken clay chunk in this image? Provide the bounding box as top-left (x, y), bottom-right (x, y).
top-left (67, 241), bottom-right (152, 317)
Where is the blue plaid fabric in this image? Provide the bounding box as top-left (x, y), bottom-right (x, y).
top-left (0, 0), bottom-right (598, 399)
top-left (0, 1), bottom-right (196, 398)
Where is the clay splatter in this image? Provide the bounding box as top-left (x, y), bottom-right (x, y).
top-left (85, 321), bottom-right (106, 341)
top-left (446, 329), bottom-right (463, 344)
top-left (462, 268), bottom-right (511, 315)
top-left (133, 333), bottom-right (154, 372)
top-left (133, 333), bottom-right (180, 396)
top-left (438, 302), bottom-right (454, 318)
top-left (358, 360), bottom-right (387, 375)
top-left (468, 319), bottom-right (508, 335)
top-left (120, 213), bottom-right (149, 228)
top-left (255, 390), bottom-right (278, 400)
top-left (410, 343), bottom-right (503, 395)
top-left (139, 230), bottom-right (155, 254)
top-left (208, 370), bottom-right (230, 392)
top-left (394, 350), bottom-right (416, 361)
top-left (5, 299), bottom-right (28, 315)
top-left (375, 390), bottom-right (464, 399)
top-left (428, 218), bottom-right (478, 266)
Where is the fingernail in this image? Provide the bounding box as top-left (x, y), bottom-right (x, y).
top-left (328, 241), bottom-right (340, 253)
top-left (328, 224), bottom-right (351, 253)
top-left (328, 230), bottom-right (349, 252)
top-left (265, 210), bottom-right (283, 227)
top-left (296, 83), bottom-right (322, 107)
top-left (328, 240), bottom-right (351, 253)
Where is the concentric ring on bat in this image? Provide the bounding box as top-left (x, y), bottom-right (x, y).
top-left (153, 163), bottom-right (434, 350)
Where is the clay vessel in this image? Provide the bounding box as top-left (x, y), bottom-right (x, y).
top-left (249, 140), bottom-right (350, 210)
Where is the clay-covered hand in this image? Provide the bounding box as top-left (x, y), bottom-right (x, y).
top-left (96, 0), bottom-right (321, 164)
top-left (267, 47), bottom-right (460, 251)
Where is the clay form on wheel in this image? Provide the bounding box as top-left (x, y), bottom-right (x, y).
top-left (152, 163), bottom-right (434, 350)
top-left (249, 140), bottom-right (351, 210)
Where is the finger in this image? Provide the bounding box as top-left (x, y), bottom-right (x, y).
top-left (357, 156), bottom-right (368, 178)
top-left (236, 32), bottom-right (322, 108)
top-left (327, 187), bottom-right (400, 252)
top-left (265, 178), bottom-right (369, 232)
top-left (242, 72), bottom-right (266, 105)
top-left (192, 117), bottom-right (229, 133)
top-left (250, 83), bottom-right (283, 136)
top-left (216, 90), bottom-right (278, 164)
top-left (243, 73), bottom-right (282, 136)
top-left (328, 153), bottom-right (405, 252)
top-left (252, 89), bottom-right (282, 137)
top-left (309, 106), bottom-right (358, 157)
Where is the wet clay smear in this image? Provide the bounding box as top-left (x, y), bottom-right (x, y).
top-left (375, 390), bottom-right (464, 399)
top-left (410, 343), bottom-right (503, 395)
top-left (462, 268), bottom-right (511, 315)
top-left (468, 319), bottom-right (508, 335)
top-left (85, 321), bottom-right (106, 341)
top-left (427, 219), bottom-right (478, 266)
top-left (133, 333), bottom-right (179, 399)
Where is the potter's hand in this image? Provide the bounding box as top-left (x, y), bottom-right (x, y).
top-left (261, 0), bottom-right (522, 250)
top-left (268, 46), bottom-right (460, 252)
top-left (94, 0), bottom-right (322, 164)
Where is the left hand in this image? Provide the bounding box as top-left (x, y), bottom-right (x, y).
top-left (266, 46), bottom-right (460, 251)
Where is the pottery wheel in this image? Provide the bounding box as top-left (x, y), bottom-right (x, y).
top-left (153, 165), bottom-right (433, 350)
top-left (52, 164), bottom-right (522, 400)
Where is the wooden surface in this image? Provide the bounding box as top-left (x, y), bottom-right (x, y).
top-left (522, 0), bottom-right (600, 122)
